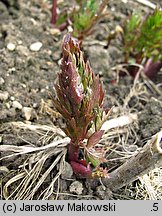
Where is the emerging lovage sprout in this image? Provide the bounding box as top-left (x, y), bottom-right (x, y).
top-left (106, 9), bottom-right (162, 80)
top-left (51, 0), bottom-right (109, 41)
top-left (123, 9), bottom-right (162, 80)
top-left (123, 9), bottom-right (162, 62)
top-left (52, 34), bottom-right (110, 178)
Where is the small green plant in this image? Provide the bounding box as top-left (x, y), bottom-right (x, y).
top-left (106, 9), bottom-right (162, 80)
top-left (51, 0), bottom-right (108, 40)
top-left (122, 9), bottom-right (162, 79)
top-left (51, 34), bottom-right (110, 178)
top-left (123, 10), bottom-right (162, 62)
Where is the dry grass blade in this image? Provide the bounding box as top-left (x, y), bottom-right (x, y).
top-left (3, 148), bottom-right (66, 200)
top-left (42, 151), bottom-right (66, 200)
top-left (10, 121), bottom-right (66, 137)
top-left (1, 113), bottom-right (138, 199)
top-left (141, 73), bottom-right (162, 97)
top-left (0, 166), bottom-right (9, 173)
top-left (139, 174), bottom-right (157, 200)
top-left (136, 0), bottom-right (161, 10)
top-left (25, 149), bottom-right (67, 200)
top-left (103, 129), bottom-right (162, 193)
top-left (4, 153), bottom-right (50, 200)
top-left (0, 86), bottom-right (143, 200)
top-left (138, 167), bottom-right (162, 200)
top-left (101, 113), bottom-right (137, 131)
top-left (0, 137), bottom-right (70, 162)
top-left (3, 172), bottom-right (26, 200)
top-left (16, 152), bottom-right (54, 200)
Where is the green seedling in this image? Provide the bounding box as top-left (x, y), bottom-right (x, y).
top-left (51, 0), bottom-right (108, 41)
top-left (123, 9), bottom-right (162, 80)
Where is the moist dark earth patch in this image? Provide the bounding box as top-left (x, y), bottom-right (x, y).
top-left (0, 0), bottom-right (162, 200)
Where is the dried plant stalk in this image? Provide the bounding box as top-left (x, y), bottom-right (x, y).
top-left (103, 130), bottom-right (162, 190)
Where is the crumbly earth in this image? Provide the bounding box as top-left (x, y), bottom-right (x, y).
top-left (0, 0), bottom-right (162, 200)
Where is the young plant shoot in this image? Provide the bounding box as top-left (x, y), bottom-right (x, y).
top-left (51, 0), bottom-right (108, 41)
top-left (106, 9), bottom-right (162, 80)
top-left (52, 34), bottom-right (110, 178)
top-left (122, 9), bottom-right (162, 80)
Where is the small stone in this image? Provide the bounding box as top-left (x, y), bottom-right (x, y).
top-left (0, 91), bottom-right (9, 101)
top-left (8, 67), bottom-right (16, 74)
top-left (10, 96), bottom-right (15, 101)
top-left (20, 83), bottom-right (26, 88)
top-left (95, 185), bottom-right (112, 199)
top-left (32, 103), bottom-right (38, 108)
top-left (12, 101), bottom-right (23, 110)
top-left (0, 166), bottom-right (9, 173)
top-left (5, 102), bottom-right (10, 109)
top-left (49, 28), bottom-right (60, 35)
top-left (40, 88), bottom-right (45, 93)
top-left (17, 40), bottom-right (23, 45)
top-left (22, 107), bottom-right (36, 121)
top-left (69, 181), bottom-right (83, 195)
top-left (0, 77), bottom-right (5, 85)
top-left (61, 162), bottom-right (73, 179)
top-left (7, 43), bottom-right (16, 51)
top-left (30, 42), bottom-right (42, 52)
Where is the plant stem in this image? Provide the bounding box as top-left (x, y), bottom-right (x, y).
top-left (102, 130), bottom-right (162, 191)
top-left (51, 0), bottom-right (57, 24)
top-left (68, 142), bottom-right (80, 162)
top-left (78, 0), bottom-right (109, 40)
top-left (144, 58), bottom-right (162, 80)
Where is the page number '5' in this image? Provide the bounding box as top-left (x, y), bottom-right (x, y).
top-left (152, 203), bottom-right (158, 211)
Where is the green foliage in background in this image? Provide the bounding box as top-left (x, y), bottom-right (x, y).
top-left (54, 0), bottom-right (108, 40)
top-left (72, 0), bottom-right (99, 37)
top-left (123, 9), bottom-right (162, 62)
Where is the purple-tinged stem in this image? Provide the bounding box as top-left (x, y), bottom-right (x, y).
top-left (51, 0), bottom-right (57, 24)
top-left (144, 58), bottom-right (162, 80)
top-left (68, 142), bottom-right (92, 178)
top-left (68, 142), bottom-right (80, 162)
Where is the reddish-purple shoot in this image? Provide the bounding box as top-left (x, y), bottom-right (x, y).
top-left (144, 58), bottom-right (162, 80)
top-left (123, 58), bottom-right (162, 81)
top-left (52, 34), bottom-right (109, 178)
top-left (51, 0), bottom-right (57, 24)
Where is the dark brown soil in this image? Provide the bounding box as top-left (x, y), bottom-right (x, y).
top-left (0, 0), bottom-right (162, 200)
